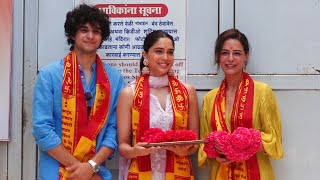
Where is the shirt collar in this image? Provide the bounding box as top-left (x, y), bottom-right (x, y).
top-left (78, 63), bottom-right (97, 72)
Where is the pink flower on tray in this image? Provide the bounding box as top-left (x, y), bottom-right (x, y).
top-left (141, 129), bottom-right (198, 143)
top-left (158, 130), bottom-right (175, 142)
top-left (174, 130), bottom-right (197, 141)
top-left (141, 128), bottom-right (164, 143)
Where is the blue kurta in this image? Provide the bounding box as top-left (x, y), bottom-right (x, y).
top-left (32, 59), bottom-right (124, 180)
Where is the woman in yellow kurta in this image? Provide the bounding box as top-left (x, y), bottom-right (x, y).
top-left (198, 29), bottom-right (283, 180)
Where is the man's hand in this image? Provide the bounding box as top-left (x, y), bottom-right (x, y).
top-left (90, 174), bottom-right (102, 180)
top-left (66, 162), bottom-right (94, 180)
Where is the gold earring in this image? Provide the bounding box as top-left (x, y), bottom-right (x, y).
top-left (142, 59), bottom-right (149, 75)
top-left (143, 59), bottom-right (149, 66)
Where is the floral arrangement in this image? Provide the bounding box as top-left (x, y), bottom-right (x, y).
top-left (141, 128), bottom-right (197, 143)
top-left (204, 127), bottom-right (262, 161)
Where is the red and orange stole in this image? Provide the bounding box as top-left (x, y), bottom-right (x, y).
top-left (59, 51), bottom-right (110, 179)
top-left (128, 74), bottom-right (194, 180)
top-left (211, 72), bottom-right (260, 180)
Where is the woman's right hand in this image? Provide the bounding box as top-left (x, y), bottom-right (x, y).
top-left (215, 155), bottom-right (233, 166)
top-left (214, 138), bottom-right (224, 155)
top-left (132, 142), bottom-right (160, 157)
top-left (214, 138), bottom-right (234, 165)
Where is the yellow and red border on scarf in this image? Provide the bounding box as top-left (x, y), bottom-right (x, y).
top-left (59, 51), bottom-right (110, 179)
top-left (128, 74), bottom-right (194, 180)
top-left (211, 72), bottom-right (260, 180)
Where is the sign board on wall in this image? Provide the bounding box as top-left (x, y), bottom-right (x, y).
top-left (0, 0), bottom-right (12, 141)
top-left (74, 0), bottom-right (187, 84)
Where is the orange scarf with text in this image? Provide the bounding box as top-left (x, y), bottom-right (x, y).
top-left (58, 51), bottom-right (110, 179)
top-left (128, 74), bottom-right (194, 180)
top-left (211, 72), bottom-right (260, 180)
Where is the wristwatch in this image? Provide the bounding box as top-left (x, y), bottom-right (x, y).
top-left (88, 160), bottom-right (100, 173)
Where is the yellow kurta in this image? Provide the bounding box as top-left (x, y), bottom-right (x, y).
top-left (198, 81), bottom-right (283, 180)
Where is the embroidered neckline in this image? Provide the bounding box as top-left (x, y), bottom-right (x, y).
top-left (149, 75), bottom-right (169, 88)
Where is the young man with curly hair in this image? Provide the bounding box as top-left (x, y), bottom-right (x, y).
top-left (32, 4), bottom-right (124, 180)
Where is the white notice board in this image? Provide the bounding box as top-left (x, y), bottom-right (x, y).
top-left (75, 0), bottom-right (187, 84)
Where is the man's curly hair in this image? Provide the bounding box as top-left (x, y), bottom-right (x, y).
top-left (64, 4), bottom-right (110, 51)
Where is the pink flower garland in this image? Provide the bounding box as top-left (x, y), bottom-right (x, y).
top-left (141, 128), bottom-right (197, 143)
top-left (204, 127), bottom-right (262, 161)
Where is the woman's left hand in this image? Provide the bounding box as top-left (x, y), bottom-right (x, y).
top-left (161, 144), bottom-right (195, 157)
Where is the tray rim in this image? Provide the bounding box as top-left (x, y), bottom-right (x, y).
top-left (143, 139), bottom-right (206, 148)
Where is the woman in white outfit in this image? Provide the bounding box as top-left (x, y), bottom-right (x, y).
top-left (117, 30), bottom-right (199, 180)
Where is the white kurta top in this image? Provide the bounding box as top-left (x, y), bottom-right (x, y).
top-left (119, 76), bottom-right (174, 180)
